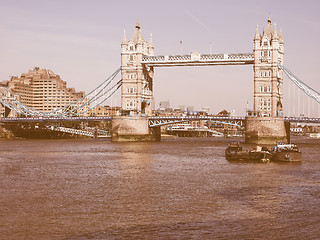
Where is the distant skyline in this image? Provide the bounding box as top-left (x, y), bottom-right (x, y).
top-left (0, 0), bottom-right (319, 115)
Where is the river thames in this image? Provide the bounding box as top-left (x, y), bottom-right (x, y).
top-left (0, 137), bottom-right (319, 239)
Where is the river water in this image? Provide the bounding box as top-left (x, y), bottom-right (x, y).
top-left (0, 137), bottom-right (319, 239)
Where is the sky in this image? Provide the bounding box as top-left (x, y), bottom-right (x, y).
top-left (0, 0), bottom-right (319, 116)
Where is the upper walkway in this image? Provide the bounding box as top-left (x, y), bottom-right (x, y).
top-left (141, 53), bottom-right (254, 67)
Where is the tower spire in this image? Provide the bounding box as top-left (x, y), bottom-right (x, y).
top-left (148, 33), bottom-right (154, 55)
top-left (136, 19), bottom-right (140, 29)
top-left (263, 14), bottom-right (273, 38)
top-left (254, 25), bottom-right (260, 40)
top-left (279, 27), bottom-right (284, 44)
top-left (149, 33), bottom-right (153, 46)
top-left (268, 12), bottom-right (271, 23)
top-left (122, 29), bottom-right (127, 44)
top-left (273, 23), bottom-right (278, 39)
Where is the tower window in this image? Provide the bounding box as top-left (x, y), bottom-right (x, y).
top-left (263, 50), bottom-right (268, 57)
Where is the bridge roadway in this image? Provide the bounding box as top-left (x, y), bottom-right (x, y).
top-left (141, 53), bottom-right (254, 67)
top-left (1, 116), bottom-right (319, 125)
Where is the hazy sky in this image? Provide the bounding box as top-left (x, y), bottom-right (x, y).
top-left (0, 0), bottom-right (319, 115)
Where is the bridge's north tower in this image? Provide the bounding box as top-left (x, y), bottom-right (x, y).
top-left (253, 16), bottom-right (284, 117)
top-left (120, 21), bottom-right (154, 116)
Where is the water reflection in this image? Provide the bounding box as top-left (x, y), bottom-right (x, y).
top-left (117, 142), bottom-right (154, 176)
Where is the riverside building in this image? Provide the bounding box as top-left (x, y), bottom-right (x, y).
top-left (0, 67), bottom-right (85, 113)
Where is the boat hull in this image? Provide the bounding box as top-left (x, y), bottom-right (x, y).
top-left (272, 151), bottom-right (302, 162)
top-left (226, 151), bottom-right (272, 162)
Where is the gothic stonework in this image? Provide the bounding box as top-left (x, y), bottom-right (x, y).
top-left (253, 16), bottom-right (284, 117)
top-left (121, 21), bottom-right (154, 116)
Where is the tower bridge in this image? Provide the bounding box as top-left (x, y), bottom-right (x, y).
top-left (120, 17), bottom-right (284, 120)
top-left (115, 16), bottom-right (288, 143)
top-left (1, 16), bottom-right (319, 143)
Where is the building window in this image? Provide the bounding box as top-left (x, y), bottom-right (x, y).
top-left (263, 50), bottom-right (268, 57)
top-left (126, 87), bottom-right (136, 93)
top-left (126, 99), bottom-right (136, 109)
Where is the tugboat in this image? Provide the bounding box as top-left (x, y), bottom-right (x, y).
top-left (271, 143), bottom-right (302, 162)
top-left (225, 142), bottom-right (272, 162)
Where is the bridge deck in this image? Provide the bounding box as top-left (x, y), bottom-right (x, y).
top-left (0, 116), bottom-right (319, 124)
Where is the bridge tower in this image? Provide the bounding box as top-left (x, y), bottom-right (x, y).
top-left (246, 16), bottom-right (288, 144)
top-left (111, 21), bottom-right (159, 142)
top-left (120, 21), bottom-right (154, 116)
top-left (253, 16), bottom-right (284, 117)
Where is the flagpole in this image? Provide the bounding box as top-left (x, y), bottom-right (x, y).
top-left (180, 40), bottom-right (182, 55)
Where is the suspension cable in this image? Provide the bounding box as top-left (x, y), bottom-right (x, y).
top-left (279, 63), bottom-right (320, 103)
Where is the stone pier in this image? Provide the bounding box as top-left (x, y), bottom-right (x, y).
top-left (245, 117), bottom-right (289, 144)
top-left (111, 116), bottom-right (160, 142)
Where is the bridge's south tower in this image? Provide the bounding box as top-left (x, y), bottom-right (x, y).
top-left (253, 16), bottom-right (284, 117)
top-left (246, 16), bottom-right (288, 144)
top-left (121, 21), bottom-right (154, 116)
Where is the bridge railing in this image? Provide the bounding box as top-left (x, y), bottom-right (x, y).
top-left (141, 53), bottom-right (254, 64)
top-left (200, 54), bottom-right (224, 60)
top-left (0, 116), bottom-right (112, 122)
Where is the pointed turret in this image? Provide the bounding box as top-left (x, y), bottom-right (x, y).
top-left (148, 33), bottom-right (154, 55)
top-left (273, 23), bottom-right (278, 39)
top-left (138, 30), bottom-right (143, 42)
top-left (263, 15), bottom-right (273, 39)
top-left (136, 19), bottom-right (140, 29)
top-left (149, 33), bottom-right (154, 47)
top-left (279, 27), bottom-right (284, 44)
top-left (254, 25), bottom-right (260, 40)
top-left (122, 29), bottom-right (127, 45)
top-left (130, 19), bottom-right (144, 43)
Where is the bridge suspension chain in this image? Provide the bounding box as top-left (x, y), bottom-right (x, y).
top-left (62, 69), bottom-right (121, 116)
top-left (279, 63), bottom-right (320, 104)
